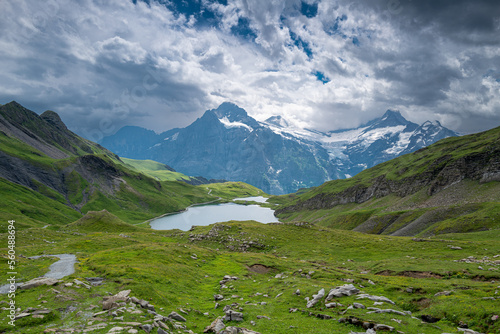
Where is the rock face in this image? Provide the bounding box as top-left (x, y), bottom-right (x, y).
top-left (100, 103), bottom-right (457, 195)
top-left (0, 101), bottom-right (135, 210)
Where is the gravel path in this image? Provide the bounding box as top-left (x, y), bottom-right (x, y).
top-left (0, 254), bottom-right (76, 294)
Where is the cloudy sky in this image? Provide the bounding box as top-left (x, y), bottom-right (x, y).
top-left (1, 0), bottom-right (499, 140)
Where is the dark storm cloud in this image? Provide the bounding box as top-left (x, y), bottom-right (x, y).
top-left (397, 0), bottom-right (500, 45)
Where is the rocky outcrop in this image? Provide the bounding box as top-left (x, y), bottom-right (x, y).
top-left (276, 139), bottom-right (500, 215)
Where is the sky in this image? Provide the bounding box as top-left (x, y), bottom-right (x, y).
top-left (0, 0), bottom-right (499, 141)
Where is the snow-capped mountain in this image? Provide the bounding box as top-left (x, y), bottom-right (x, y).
top-left (99, 103), bottom-right (458, 195)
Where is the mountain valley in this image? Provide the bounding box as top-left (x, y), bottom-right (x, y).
top-left (0, 101), bottom-right (499, 334)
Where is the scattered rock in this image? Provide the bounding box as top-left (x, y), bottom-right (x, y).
top-left (353, 303), bottom-right (365, 309)
top-left (220, 275), bottom-right (239, 286)
top-left (356, 294), bottom-right (395, 305)
top-left (457, 328), bottom-right (485, 334)
top-left (367, 307), bottom-right (407, 316)
top-left (168, 311), bottom-right (187, 322)
top-left (314, 313), bottom-right (332, 320)
top-left (306, 288), bottom-right (325, 308)
top-left (434, 291), bottom-right (452, 297)
top-left (325, 302), bottom-right (344, 308)
top-left (219, 326), bottom-right (261, 334)
top-left (374, 324), bottom-right (395, 331)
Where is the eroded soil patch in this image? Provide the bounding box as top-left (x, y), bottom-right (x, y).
top-left (248, 264), bottom-right (275, 274)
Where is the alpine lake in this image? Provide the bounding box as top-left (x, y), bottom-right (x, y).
top-left (149, 196), bottom-right (278, 231)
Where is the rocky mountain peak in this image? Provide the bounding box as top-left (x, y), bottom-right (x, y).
top-left (367, 110), bottom-right (412, 130)
top-left (41, 110), bottom-right (68, 131)
top-left (212, 102), bottom-right (248, 119)
top-left (211, 102), bottom-right (260, 129)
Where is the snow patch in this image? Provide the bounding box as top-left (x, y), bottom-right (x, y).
top-left (384, 132), bottom-right (412, 155)
top-left (220, 117), bottom-right (253, 132)
top-left (164, 132), bottom-right (179, 141)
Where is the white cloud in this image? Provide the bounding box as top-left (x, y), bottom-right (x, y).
top-left (0, 0), bottom-right (498, 137)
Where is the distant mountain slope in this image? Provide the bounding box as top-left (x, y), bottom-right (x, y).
top-left (274, 125), bottom-right (500, 236)
top-left (0, 101), bottom-right (218, 229)
top-left (100, 103), bottom-right (458, 194)
top-left (121, 157), bottom-right (227, 185)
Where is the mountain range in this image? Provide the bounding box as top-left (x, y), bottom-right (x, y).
top-left (100, 103), bottom-right (458, 194)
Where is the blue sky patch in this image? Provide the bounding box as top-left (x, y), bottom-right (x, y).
top-left (231, 17), bottom-right (258, 41)
top-left (290, 31), bottom-right (313, 58)
top-left (313, 71), bottom-right (330, 84)
top-left (300, 1), bottom-right (318, 18)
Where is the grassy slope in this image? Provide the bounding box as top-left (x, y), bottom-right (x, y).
top-left (203, 182), bottom-right (265, 200)
top-left (120, 158), bottom-right (191, 181)
top-left (1, 221), bottom-right (499, 333)
top-left (274, 126), bottom-right (500, 236)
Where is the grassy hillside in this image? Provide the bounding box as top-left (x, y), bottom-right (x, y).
top-left (274, 126), bottom-right (500, 236)
top-left (1, 220), bottom-right (499, 333)
top-left (121, 158), bottom-right (192, 181)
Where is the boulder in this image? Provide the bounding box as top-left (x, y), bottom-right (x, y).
top-left (203, 317), bottom-right (225, 333)
top-left (168, 311), bottom-right (187, 322)
top-left (224, 310), bottom-right (244, 322)
top-left (325, 284), bottom-right (359, 300)
top-left (306, 288), bottom-right (325, 308)
top-left (353, 303), bottom-right (365, 309)
top-left (140, 324), bottom-right (153, 333)
top-left (19, 277), bottom-right (60, 290)
top-left (374, 324), bottom-right (395, 331)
